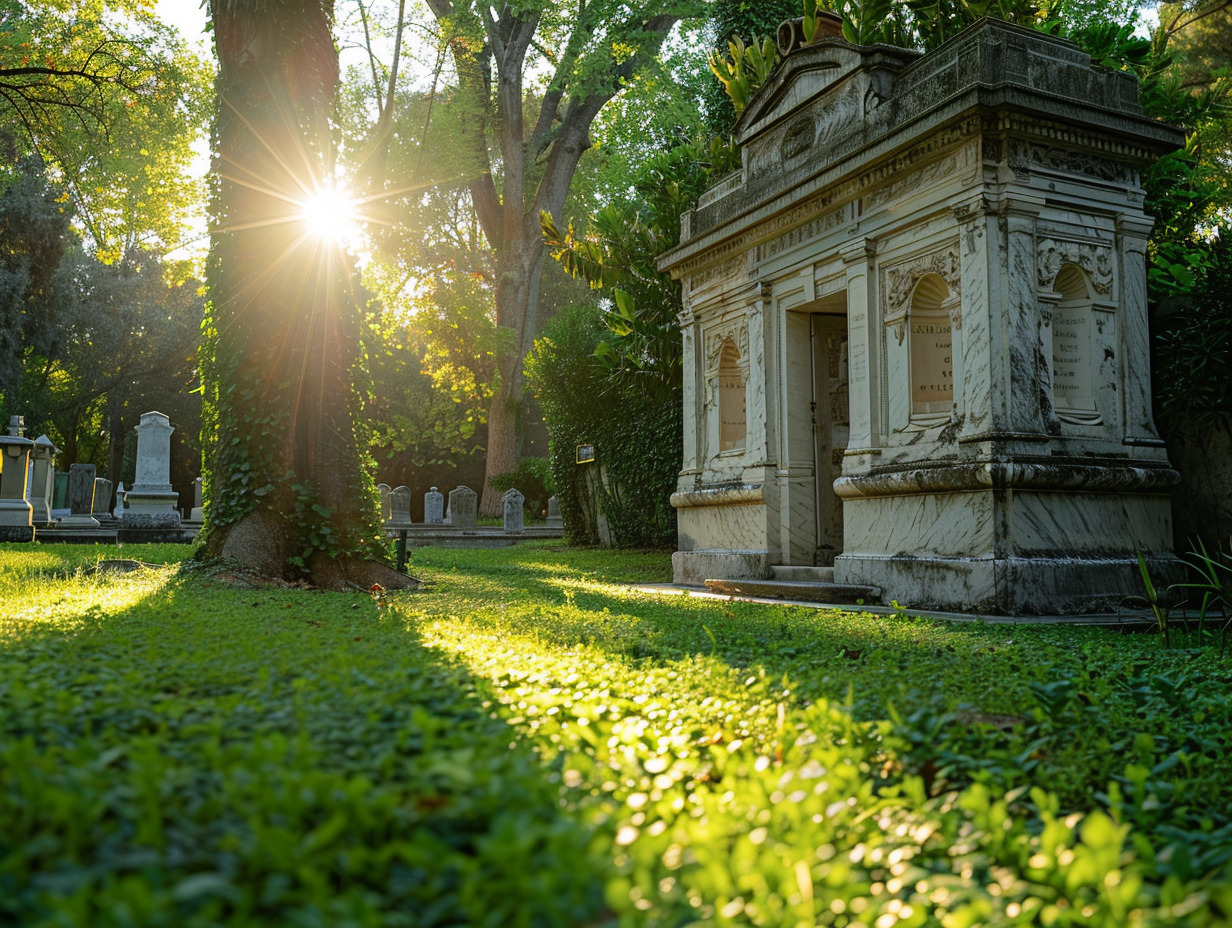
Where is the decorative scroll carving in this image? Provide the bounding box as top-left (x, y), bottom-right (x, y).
top-left (689, 255), bottom-right (746, 291)
top-left (1036, 238), bottom-right (1113, 295)
top-left (781, 115), bottom-right (814, 161)
top-left (1008, 140), bottom-right (1136, 185)
top-left (884, 245), bottom-right (962, 315)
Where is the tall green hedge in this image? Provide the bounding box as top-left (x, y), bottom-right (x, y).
top-left (527, 304), bottom-right (680, 548)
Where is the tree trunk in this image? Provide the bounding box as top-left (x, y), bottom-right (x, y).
top-left (479, 238), bottom-right (546, 515)
top-left (202, 0), bottom-right (411, 590)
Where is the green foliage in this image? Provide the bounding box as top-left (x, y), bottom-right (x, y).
top-left (4, 542), bottom-right (1232, 924)
top-left (0, 0), bottom-right (212, 265)
top-left (526, 305), bottom-right (680, 547)
top-left (708, 35), bottom-right (779, 117)
top-left (490, 457), bottom-right (555, 518)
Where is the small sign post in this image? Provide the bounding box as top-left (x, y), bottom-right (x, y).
top-left (575, 443), bottom-right (595, 464)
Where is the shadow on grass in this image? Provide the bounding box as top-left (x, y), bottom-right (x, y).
top-left (0, 554), bottom-right (609, 928)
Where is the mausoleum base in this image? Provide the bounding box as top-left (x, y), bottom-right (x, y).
top-left (672, 549), bottom-right (769, 587)
top-left (834, 553), bottom-right (1184, 615)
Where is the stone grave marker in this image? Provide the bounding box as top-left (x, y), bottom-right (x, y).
top-left (0, 416), bottom-right (35, 541)
top-left (119, 411), bottom-right (181, 540)
top-left (29, 435), bottom-right (57, 527)
top-left (502, 488), bottom-right (524, 533)
top-left (424, 487), bottom-right (444, 524)
top-left (377, 484), bottom-right (391, 523)
top-left (189, 477), bottom-right (204, 521)
top-left (62, 463), bottom-right (99, 528)
top-left (92, 478), bottom-right (114, 518)
top-left (546, 495), bottom-right (563, 529)
top-left (389, 485), bottom-right (413, 528)
top-left (448, 485), bottom-right (477, 530)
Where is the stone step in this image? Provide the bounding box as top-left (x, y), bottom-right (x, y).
top-left (770, 565), bottom-right (835, 583)
top-left (704, 577), bottom-right (882, 605)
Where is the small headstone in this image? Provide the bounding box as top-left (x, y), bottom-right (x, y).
top-left (189, 477), bottom-right (203, 521)
top-left (502, 488), bottom-right (525, 534)
top-left (424, 486), bottom-right (444, 524)
top-left (7, 415), bottom-right (24, 437)
top-left (119, 411), bottom-right (181, 539)
top-left (546, 495), bottom-right (563, 529)
top-left (61, 463), bottom-right (99, 528)
top-left (389, 485), bottom-right (413, 528)
top-left (28, 435), bottom-right (57, 527)
top-left (92, 478), bottom-right (114, 517)
top-left (113, 481), bottom-right (126, 519)
top-left (377, 483), bottom-right (391, 523)
top-left (448, 485), bottom-right (477, 530)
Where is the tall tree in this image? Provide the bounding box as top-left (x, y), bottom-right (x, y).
top-left (413, 0), bottom-right (698, 514)
top-left (203, 0), bottom-right (410, 589)
top-left (0, 0), bottom-right (210, 265)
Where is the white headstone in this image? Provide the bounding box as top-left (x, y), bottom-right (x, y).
top-left (113, 481), bottom-right (126, 519)
top-left (424, 486), bottom-right (444, 524)
top-left (546, 495), bottom-right (563, 529)
top-left (121, 411), bottom-right (180, 530)
top-left (502, 488), bottom-right (525, 534)
top-left (28, 435), bottom-right (56, 526)
top-left (377, 483), bottom-right (391, 523)
top-left (189, 476), bottom-right (204, 521)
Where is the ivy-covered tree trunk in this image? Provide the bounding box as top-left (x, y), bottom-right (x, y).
top-left (201, 0), bottom-right (411, 589)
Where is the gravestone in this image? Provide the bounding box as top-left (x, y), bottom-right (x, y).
top-left (502, 488), bottom-right (525, 533)
top-left (119, 411), bottom-right (181, 541)
top-left (61, 463), bottom-right (99, 528)
top-left (377, 484), bottom-right (391, 523)
top-left (189, 477), bottom-right (204, 521)
top-left (0, 416), bottom-right (35, 541)
top-left (28, 435), bottom-right (57, 527)
top-left (113, 481), bottom-right (127, 518)
top-left (53, 471), bottom-right (68, 511)
top-left (424, 486), bottom-right (444, 524)
top-left (546, 495), bottom-right (563, 529)
top-left (92, 478), bottom-right (114, 518)
top-left (448, 485), bottom-right (477, 530)
top-left (389, 485), bottom-right (413, 529)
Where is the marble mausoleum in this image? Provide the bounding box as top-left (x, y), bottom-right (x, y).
top-left (658, 18), bottom-right (1185, 614)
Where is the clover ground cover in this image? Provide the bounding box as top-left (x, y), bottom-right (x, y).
top-left (1, 541), bottom-right (1230, 926)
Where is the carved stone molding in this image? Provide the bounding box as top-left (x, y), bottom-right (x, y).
top-left (1037, 238), bottom-right (1114, 294)
top-left (705, 322), bottom-right (751, 378)
top-left (884, 245), bottom-right (963, 316)
top-left (754, 207), bottom-right (844, 264)
top-left (1008, 140), bottom-right (1136, 185)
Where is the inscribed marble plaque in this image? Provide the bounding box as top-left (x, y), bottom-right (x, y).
top-left (910, 318), bottom-right (953, 415)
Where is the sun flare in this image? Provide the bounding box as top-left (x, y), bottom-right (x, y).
top-left (298, 183), bottom-right (359, 242)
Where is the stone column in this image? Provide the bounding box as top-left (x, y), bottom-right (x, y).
top-left (448, 486), bottom-right (477, 529)
top-left (502, 488), bottom-right (525, 533)
top-left (1116, 212), bottom-right (1164, 447)
top-left (61, 463), bottom-right (99, 528)
top-left (840, 238), bottom-right (880, 471)
top-left (28, 435), bottom-right (57, 527)
top-left (992, 193), bottom-right (1050, 443)
top-left (951, 194), bottom-right (997, 442)
top-left (0, 417), bottom-right (35, 541)
top-left (424, 487), bottom-right (444, 524)
top-left (120, 411), bottom-right (181, 539)
top-left (678, 300), bottom-right (703, 478)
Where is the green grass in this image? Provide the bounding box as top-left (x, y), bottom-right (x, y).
top-left (2, 541), bottom-right (1231, 926)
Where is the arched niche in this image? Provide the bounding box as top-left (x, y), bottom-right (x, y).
top-left (717, 337), bottom-right (747, 452)
top-left (907, 272), bottom-right (955, 424)
top-left (1048, 263), bottom-right (1102, 425)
